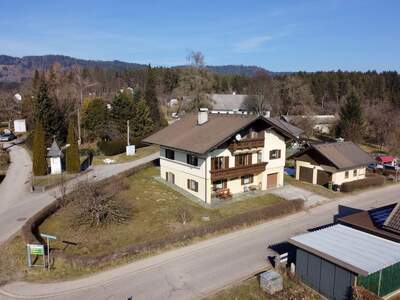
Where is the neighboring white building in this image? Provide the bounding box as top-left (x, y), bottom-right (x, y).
top-left (47, 140), bottom-right (63, 175)
top-left (282, 115), bottom-right (338, 135)
top-left (144, 109), bottom-right (301, 204)
top-left (291, 142), bottom-right (374, 187)
top-left (13, 119), bottom-right (26, 133)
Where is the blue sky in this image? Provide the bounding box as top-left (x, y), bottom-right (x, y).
top-left (1, 0), bottom-right (399, 71)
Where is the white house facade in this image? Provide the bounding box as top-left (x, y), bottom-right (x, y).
top-left (145, 110), bottom-right (301, 204)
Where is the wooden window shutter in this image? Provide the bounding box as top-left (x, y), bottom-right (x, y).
top-left (211, 158), bottom-right (216, 171)
top-left (241, 177), bottom-right (244, 185)
top-left (187, 179), bottom-right (190, 189)
top-left (248, 153), bottom-right (252, 165)
top-left (225, 156), bottom-right (229, 169)
top-left (235, 155), bottom-right (240, 166)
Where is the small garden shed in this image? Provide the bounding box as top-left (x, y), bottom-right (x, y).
top-left (289, 224), bottom-right (400, 300)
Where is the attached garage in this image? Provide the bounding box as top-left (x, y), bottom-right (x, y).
top-left (289, 225), bottom-right (400, 300)
top-left (317, 170), bottom-right (332, 186)
top-left (267, 173), bottom-right (278, 188)
top-left (299, 166), bottom-right (313, 184)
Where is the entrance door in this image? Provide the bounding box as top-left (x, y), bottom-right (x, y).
top-left (267, 173), bottom-right (278, 188)
top-left (317, 170), bottom-right (332, 187)
top-left (299, 166), bottom-right (313, 184)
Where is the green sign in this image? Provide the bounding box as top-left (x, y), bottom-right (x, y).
top-left (29, 244), bottom-right (44, 256)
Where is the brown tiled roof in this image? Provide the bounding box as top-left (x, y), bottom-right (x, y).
top-left (143, 113), bottom-right (300, 154)
top-left (268, 117), bottom-right (304, 138)
top-left (292, 141), bottom-right (374, 170)
top-left (384, 203), bottom-right (400, 234)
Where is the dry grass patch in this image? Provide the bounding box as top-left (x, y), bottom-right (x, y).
top-left (206, 273), bottom-right (323, 300)
top-left (92, 145), bottom-right (159, 165)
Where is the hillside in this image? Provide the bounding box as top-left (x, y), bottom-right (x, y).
top-left (0, 54), bottom-right (271, 83)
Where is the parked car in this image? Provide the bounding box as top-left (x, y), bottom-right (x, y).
top-left (0, 132), bottom-right (16, 142)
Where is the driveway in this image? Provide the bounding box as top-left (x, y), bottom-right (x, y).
top-left (269, 184), bottom-right (330, 207)
top-left (1, 183), bottom-right (399, 300)
top-left (0, 144), bottom-right (32, 214)
top-left (0, 146), bottom-right (159, 244)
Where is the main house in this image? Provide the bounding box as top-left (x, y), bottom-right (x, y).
top-left (144, 109), bottom-right (302, 204)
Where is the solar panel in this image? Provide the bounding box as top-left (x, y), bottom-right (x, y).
top-left (369, 204), bottom-right (397, 227)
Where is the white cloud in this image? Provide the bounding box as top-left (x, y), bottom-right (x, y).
top-left (234, 36), bottom-right (272, 52)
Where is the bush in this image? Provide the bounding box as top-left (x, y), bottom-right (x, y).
top-left (341, 175), bottom-right (385, 193)
top-left (97, 139), bottom-right (126, 156)
top-left (352, 286), bottom-right (382, 300)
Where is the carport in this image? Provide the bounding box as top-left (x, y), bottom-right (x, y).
top-left (289, 224), bottom-right (400, 300)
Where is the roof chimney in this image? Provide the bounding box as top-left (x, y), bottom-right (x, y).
top-left (198, 108), bottom-right (209, 125)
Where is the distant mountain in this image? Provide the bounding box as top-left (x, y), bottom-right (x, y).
top-left (0, 54), bottom-right (280, 83)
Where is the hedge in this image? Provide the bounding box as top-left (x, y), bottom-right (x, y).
top-left (97, 139), bottom-right (126, 156)
top-left (341, 174), bottom-right (385, 193)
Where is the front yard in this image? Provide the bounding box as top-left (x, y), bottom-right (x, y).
top-left (39, 167), bottom-right (282, 257)
top-left (1, 166), bottom-right (296, 283)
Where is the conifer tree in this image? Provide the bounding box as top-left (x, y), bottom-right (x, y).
top-left (144, 65), bottom-right (164, 127)
top-left (66, 121), bottom-right (80, 173)
top-left (32, 121), bottom-right (47, 176)
top-left (337, 92), bottom-right (363, 142)
top-left (33, 75), bottom-right (61, 138)
top-left (131, 98), bottom-right (154, 140)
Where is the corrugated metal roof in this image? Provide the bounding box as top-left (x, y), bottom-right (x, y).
top-left (289, 224), bottom-right (400, 276)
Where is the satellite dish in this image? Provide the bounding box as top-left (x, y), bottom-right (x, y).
top-left (235, 134), bottom-right (242, 141)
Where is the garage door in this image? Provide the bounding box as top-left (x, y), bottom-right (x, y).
top-left (317, 170), bottom-right (332, 187)
top-left (267, 173), bottom-right (278, 188)
top-left (299, 167), bottom-right (313, 184)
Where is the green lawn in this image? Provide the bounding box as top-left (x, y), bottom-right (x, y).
top-left (284, 175), bottom-right (341, 199)
top-left (92, 145), bottom-right (159, 165)
top-left (206, 273), bottom-right (324, 300)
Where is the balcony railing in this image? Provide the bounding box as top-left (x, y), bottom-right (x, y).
top-left (228, 137), bottom-right (264, 151)
top-left (210, 162), bottom-right (267, 181)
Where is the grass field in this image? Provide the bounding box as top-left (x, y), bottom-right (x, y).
top-left (206, 273), bottom-right (323, 300)
top-left (0, 166), bottom-right (285, 282)
top-left (92, 145), bottom-right (159, 165)
top-left (39, 167), bottom-right (282, 257)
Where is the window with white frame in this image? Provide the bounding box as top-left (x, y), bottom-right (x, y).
top-left (345, 171), bottom-right (349, 179)
top-left (241, 174), bottom-right (254, 185)
top-left (165, 149), bottom-right (175, 160)
top-left (269, 149), bottom-right (281, 160)
top-left (257, 151), bottom-right (262, 163)
top-left (186, 154), bottom-right (198, 166)
top-left (353, 169), bottom-right (357, 177)
top-left (187, 179), bottom-right (198, 192)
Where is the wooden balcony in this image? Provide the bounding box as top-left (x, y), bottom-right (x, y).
top-left (228, 138), bottom-right (264, 151)
top-left (210, 162), bottom-right (267, 181)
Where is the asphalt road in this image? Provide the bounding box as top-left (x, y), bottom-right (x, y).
top-left (1, 182), bottom-right (399, 300)
top-left (0, 145), bottom-right (159, 244)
